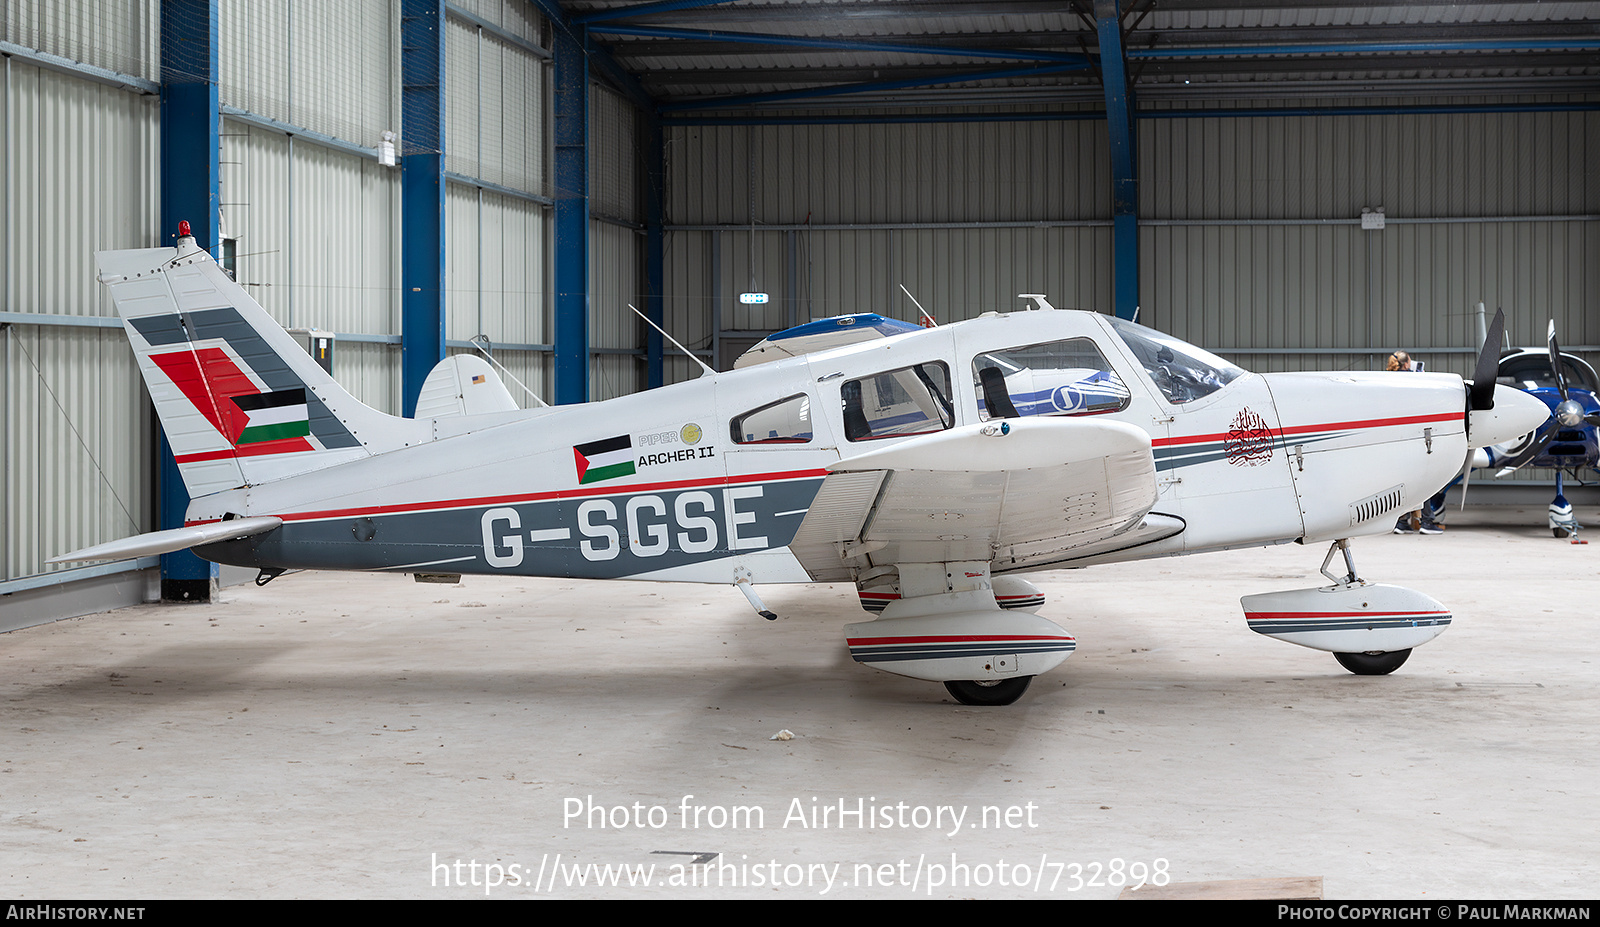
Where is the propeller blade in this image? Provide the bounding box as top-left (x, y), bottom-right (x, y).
top-left (1469, 308), bottom-right (1506, 411)
top-left (1547, 319), bottom-right (1569, 402)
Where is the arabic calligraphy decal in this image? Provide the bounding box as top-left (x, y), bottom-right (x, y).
top-left (1225, 408), bottom-right (1275, 467)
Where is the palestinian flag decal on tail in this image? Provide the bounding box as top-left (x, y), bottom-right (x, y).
top-left (574, 435), bottom-right (635, 484)
top-left (230, 388), bottom-right (311, 445)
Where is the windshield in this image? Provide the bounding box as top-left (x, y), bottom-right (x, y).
top-left (1107, 317), bottom-right (1246, 404)
top-left (1499, 355), bottom-right (1599, 395)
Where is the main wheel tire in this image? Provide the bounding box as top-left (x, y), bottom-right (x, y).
top-left (1334, 649), bottom-right (1412, 676)
top-left (943, 676), bottom-right (1033, 706)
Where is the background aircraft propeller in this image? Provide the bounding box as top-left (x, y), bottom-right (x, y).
top-left (1494, 319), bottom-right (1600, 475)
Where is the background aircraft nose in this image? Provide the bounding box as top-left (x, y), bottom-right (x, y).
top-left (1467, 384), bottom-right (1550, 448)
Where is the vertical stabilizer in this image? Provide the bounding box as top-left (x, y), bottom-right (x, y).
top-left (96, 236), bottom-right (429, 498)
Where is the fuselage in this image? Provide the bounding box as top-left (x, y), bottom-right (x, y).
top-left (193, 309), bottom-right (1474, 584)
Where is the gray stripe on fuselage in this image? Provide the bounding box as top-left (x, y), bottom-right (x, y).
top-left (197, 477), bottom-right (826, 580)
top-left (1249, 616), bottom-right (1452, 634)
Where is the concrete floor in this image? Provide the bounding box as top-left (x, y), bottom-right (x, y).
top-left (3, 505), bottom-right (1596, 899)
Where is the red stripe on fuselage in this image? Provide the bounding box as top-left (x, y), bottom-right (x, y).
top-left (1152, 411), bottom-right (1460, 449)
top-left (847, 634), bottom-right (1075, 645)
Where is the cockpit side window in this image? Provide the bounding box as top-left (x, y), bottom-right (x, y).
top-left (1107, 317), bottom-right (1246, 404)
top-left (732, 393), bottom-right (814, 444)
top-left (971, 338), bottom-right (1131, 420)
top-left (842, 362), bottom-right (954, 441)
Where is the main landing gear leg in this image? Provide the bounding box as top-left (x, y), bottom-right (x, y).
top-left (1318, 538), bottom-right (1414, 674)
top-left (844, 561), bottom-right (1074, 706)
top-left (1319, 538), bottom-right (1361, 586)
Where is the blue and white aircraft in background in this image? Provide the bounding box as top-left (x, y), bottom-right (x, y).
top-left (55, 227), bottom-right (1547, 705)
top-left (1462, 324), bottom-right (1600, 538)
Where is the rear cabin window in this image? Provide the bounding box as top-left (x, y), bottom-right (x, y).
top-left (732, 393), bottom-right (814, 444)
top-left (971, 338), bottom-right (1130, 420)
top-left (841, 362), bottom-right (955, 441)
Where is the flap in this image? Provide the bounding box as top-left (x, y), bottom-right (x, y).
top-left (790, 418), bottom-right (1160, 576)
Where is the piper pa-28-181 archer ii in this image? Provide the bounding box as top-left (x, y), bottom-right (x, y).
top-left (55, 226), bottom-right (1548, 705)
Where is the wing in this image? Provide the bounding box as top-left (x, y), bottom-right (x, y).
top-left (786, 418), bottom-right (1164, 581)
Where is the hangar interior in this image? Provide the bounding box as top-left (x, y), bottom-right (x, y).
top-left (2, 0), bottom-right (1598, 629)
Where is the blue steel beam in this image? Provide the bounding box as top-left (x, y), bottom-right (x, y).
top-left (575, 0), bottom-right (745, 25)
top-left (1095, 0), bottom-right (1138, 322)
top-left (401, 0), bottom-right (447, 417)
top-left (591, 24), bottom-right (1091, 64)
top-left (553, 25), bottom-right (590, 405)
top-left (526, 0), bottom-right (655, 109)
top-left (1142, 102), bottom-right (1600, 119)
top-left (659, 62), bottom-right (1091, 111)
top-left (665, 100), bottom-right (1600, 127)
top-left (1128, 39), bottom-right (1600, 58)
top-left (665, 109), bottom-right (1113, 125)
top-left (159, 0), bottom-right (221, 601)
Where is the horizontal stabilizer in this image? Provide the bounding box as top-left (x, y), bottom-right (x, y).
top-left (49, 516), bottom-right (284, 564)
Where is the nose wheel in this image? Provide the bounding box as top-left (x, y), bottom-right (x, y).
top-left (944, 676), bottom-right (1033, 706)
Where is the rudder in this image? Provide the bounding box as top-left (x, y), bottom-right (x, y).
top-left (97, 236), bottom-right (426, 498)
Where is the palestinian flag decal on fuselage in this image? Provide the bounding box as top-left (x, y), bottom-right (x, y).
top-left (231, 388), bottom-right (311, 445)
top-left (574, 435), bottom-right (636, 484)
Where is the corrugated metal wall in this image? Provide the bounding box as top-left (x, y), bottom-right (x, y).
top-left (446, 181), bottom-right (551, 404)
top-left (590, 220), bottom-right (642, 400)
top-left (441, 2), bottom-right (553, 406)
top-left (3, 1), bottom-right (602, 605)
top-left (220, 118), bottom-right (402, 414)
top-left (1138, 106), bottom-right (1599, 381)
top-left (664, 104), bottom-right (1598, 495)
top-left (665, 108), bottom-right (1597, 386)
top-left (444, 13), bottom-right (545, 196)
top-left (2, 58), bottom-right (160, 586)
top-left (3, 327), bottom-right (152, 583)
top-left (220, 0), bottom-right (397, 149)
top-left (2, 0), bottom-right (160, 82)
top-left (589, 85), bottom-right (645, 401)
top-left (664, 117), bottom-right (1117, 372)
top-left (669, 118), bottom-right (1110, 226)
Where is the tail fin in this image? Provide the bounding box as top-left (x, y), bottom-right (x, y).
top-left (96, 237), bottom-right (428, 498)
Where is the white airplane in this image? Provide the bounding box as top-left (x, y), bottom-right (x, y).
top-left (55, 228), bottom-right (1548, 705)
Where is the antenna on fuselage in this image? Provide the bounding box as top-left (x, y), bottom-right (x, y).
top-left (898, 283), bottom-right (937, 328)
top-left (1018, 293), bottom-right (1055, 311)
top-left (629, 303), bottom-right (716, 377)
top-left (470, 335), bottom-right (551, 407)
